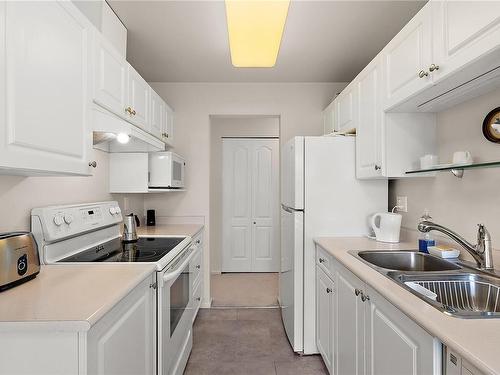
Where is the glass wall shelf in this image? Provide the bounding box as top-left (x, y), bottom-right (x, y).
top-left (405, 161), bottom-right (500, 178)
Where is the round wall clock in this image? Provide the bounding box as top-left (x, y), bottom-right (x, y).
top-left (482, 107), bottom-right (500, 143)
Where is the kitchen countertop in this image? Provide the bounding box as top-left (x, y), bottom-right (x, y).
top-left (137, 224), bottom-right (204, 238)
top-left (0, 264), bottom-right (155, 331)
top-left (314, 237), bottom-right (500, 375)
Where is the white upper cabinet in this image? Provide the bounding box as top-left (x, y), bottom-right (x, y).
top-left (336, 85), bottom-right (357, 132)
top-left (432, 1), bottom-right (500, 83)
top-left (93, 32), bottom-right (128, 117)
top-left (0, 1), bottom-right (93, 175)
top-left (149, 88), bottom-right (164, 139)
top-left (323, 100), bottom-right (337, 135)
top-left (126, 64), bottom-right (150, 130)
top-left (356, 57), bottom-right (383, 179)
top-left (163, 104), bottom-right (175, 147)
top-left (382, 4), bottom-right (433, 110)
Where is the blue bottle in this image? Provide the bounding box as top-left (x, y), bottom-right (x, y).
top-left (418, 209), bottom-right (435, 253)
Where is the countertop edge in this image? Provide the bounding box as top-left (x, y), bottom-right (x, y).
top-left (314, 237), bottom-right (498, 375)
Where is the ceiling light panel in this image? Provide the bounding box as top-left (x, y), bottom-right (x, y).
top-left (225, 0), bottom-right (290, 67)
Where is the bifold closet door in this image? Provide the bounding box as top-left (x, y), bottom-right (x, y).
top-left (222, 138), bottom-right (279, 272)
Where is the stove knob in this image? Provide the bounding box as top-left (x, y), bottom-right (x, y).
top-left (64, 214), bottom-right (74, 224)
top-left (53, 214), bottom-right (64, 226)
top-left (109, 207), bottom-right (116, 215)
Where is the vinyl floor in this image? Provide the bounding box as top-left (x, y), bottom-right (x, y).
top-left (184, 308), bottom-right (328, 375)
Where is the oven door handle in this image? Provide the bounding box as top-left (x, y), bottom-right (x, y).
top-left (163, 247), bottom-right (197, 283)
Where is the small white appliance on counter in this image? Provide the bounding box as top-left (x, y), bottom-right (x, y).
top-left (280, 136), bottom-right (387, 354)
top-left (31, 201), bottom-right (201, 375)
top-left (149, 151), bottom-right (186, 190)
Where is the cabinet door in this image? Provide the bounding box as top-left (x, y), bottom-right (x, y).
top-left (336, 85), bottom-right (356, 132)
top-left (335, 264), bottom-right (365, 375)
top-left (127, 64), bottom-right (150, 130)
top-left (316, 266), bottom-right (334, 373)
top-left (87, 276), bottom-right (156, 375)
top-left (364, 285), bottom-right (437, 375)
top-left (1, 1), bottom-right (92, 175)
top-left (93, 32), bottom-right (128, 118)
top-left (323, 100), bottom-right (337, 135)
top-left (432, 0), bottom-right (500, 83)
top-left (163, 104), bottom-right (174, 147)
top-left (356, 58), bottom-right (383, 179)
top-left (383, 4), bottom-right (433, 110)
top-left (149, 88), bottom-right (164, 139)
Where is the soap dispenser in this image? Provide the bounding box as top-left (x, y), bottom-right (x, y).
top-left (418, 209), bottom-right (435, 253)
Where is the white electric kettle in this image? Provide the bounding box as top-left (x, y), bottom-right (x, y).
top-left (370, 212), bottom-right (402, 243)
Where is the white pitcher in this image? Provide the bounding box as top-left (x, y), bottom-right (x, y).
top-left (370, 212), bottom-right (402, 243)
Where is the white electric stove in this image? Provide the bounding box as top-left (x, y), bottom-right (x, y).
top-left (31, 201), bottom-right (199, 375)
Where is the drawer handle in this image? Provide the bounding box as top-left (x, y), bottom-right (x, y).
top-left (125, 106), bottom-right (133, 115)
top-left (326, 288), bottom-right (332, 294)
top-left (354, 288), bottom-right (361, 296)
top-left (361, 293), bottom-right (370, 302)
top-left (196, 239), bottom-right (201, 244)
top-left (88, 161), bottom-right (97, 168)
top-left (196, 297), bottom-right (201, 301)
top-left (374, 165), bottom-right (381, 171)
top-left (319, 258), bottom-right (326, 263)
top-left (196, 265), bottom-right (201, 269)
top-left (131, 109), bottom-right (137, 116)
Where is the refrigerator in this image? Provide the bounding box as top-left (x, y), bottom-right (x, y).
top-left (280, 136), bottom-right (387, 354)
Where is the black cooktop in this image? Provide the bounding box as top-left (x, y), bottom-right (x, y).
top-left (59, 237), bottom-right (186, 263)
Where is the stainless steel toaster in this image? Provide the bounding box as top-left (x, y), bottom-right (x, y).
top-left (0, 232), bottom-right (40, 291)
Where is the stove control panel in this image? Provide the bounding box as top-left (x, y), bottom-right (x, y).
top-left (31, 201), bottom-right (123, 243)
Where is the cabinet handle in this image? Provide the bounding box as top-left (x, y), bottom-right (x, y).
top-left (354, 288), bottom-right (361, 296)
top-left (196, 239), bottom-right (201, 244)
top-left (131, 109), bottom-right (137, 116)
top-left (125, 106), bottom-right (133, 115)
top-left (326, 288), bottom-right (333, 294)
top-left (196, 297), bottom-right (201, 301)
top-left (88, 161), bottom-right (97, 168)
top-left (319, 258), bottom-right (326, 263)
top-left (361, 293), bottom-right (370, 302)
top-left (429, 64), bottom-right (440, 72)
top-left (149, 282), bottom-right (157, 290)
top-left (196, 265), bottom-right (201, 269)
top-left (418, 70), bottom-right (429, 78)
top-left (374, 165), bottom-right (381, 171)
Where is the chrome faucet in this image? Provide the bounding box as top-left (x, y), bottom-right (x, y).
top-left (418, 221), bottom-right (494, 270)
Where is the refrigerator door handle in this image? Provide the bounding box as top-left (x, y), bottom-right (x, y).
top-left (281, 204), bottom-right (303, 213)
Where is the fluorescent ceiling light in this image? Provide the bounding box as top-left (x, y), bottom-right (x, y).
top-left (225, 0), bottom-right (290, 68)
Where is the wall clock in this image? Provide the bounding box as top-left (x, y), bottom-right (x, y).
top-left (482, 107), bottom-right (500, 143)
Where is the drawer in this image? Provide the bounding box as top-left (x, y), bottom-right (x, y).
top-left (192, 278), bottom-right (202, 322)
top-left (316, 245), bottom-right (333, 277)
top-left (190, 248), bottom-right (202, 289)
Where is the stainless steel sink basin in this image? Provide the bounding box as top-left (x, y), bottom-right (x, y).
top-left (397, 273), bottom-right (500, 318)
top-left (349, 250), bottom-right (500, 318)
top-left (355, 250), bottom-right (462, 272)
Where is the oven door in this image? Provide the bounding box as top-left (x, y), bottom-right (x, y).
top-left (158, 246), bottom-right (195, 375)
top-left (170, 154), bottom-right (185, 188)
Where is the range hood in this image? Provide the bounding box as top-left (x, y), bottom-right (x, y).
top-left (92, 106), bottom-right (165, 153)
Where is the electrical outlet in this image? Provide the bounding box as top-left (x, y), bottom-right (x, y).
top-left (396, 196), bottom-right (408, 212)
top-left (123, 197), bottom-right (130, 212)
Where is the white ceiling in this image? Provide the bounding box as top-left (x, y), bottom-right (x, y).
top-left (109, 0), bottom-right (426, 83)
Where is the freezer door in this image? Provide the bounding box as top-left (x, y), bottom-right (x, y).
top-left (281, 137), bottom-right (304, 210)
top-left (280, 205), bottom-right (304, 352)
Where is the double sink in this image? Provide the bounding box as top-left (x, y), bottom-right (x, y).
top-left (350, 250), bottom-right (500, 318)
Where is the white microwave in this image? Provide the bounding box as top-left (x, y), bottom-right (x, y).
top-left (149, 152), bottom-right (186, 189)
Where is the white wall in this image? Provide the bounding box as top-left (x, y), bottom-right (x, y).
top-left (210, 116), bottom-right (280, 273)
top-left (390, 87), bottom-right (500, 252)
top-left (0, 149), bottom-right (143, 232)
top-left (145, 82), bottom-right (347, 299)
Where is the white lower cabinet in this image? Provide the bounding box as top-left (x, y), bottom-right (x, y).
top-left (0, 274), bottom-right (156, 375)
top-left (316, 266), bottom-right (335, 373)
top-left (87, 275), bottom-right (156, 375)
top-left (316, 245), bottom-right (440, 375)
